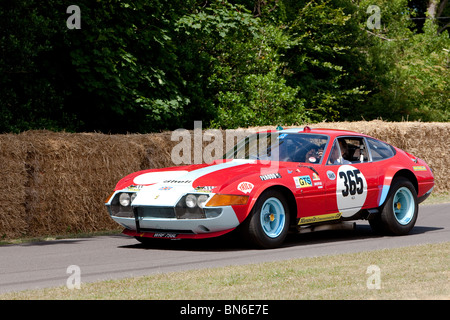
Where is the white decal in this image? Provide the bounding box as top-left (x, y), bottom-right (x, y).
top-left (133, 171), bottom-right (188, 185)
top-left (237, 182), bottom-right (254, 194)
top-left (336, 165), bottom-right (367, 217)
top-left (327, 171), bottom-right (336, 180)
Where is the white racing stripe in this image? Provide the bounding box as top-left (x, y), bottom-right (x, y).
top-left (131, 159), bottom-right (255, 206)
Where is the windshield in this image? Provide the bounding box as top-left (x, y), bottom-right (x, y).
top-left (224, 132), bottom-right (329, 164)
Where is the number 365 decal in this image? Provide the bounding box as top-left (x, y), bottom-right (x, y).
top-left (339, 169), bottom-right (364, 197)
top-left (336, 165), bottom-right (368, 217)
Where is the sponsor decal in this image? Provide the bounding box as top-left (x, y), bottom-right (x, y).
top-left (298, 212), bottom-right (342, 225)
top-left (327, 170), bottom-right (336, 180)
top-left (260, 173), bottom-right (282, 181)
top-left (163, 180), bottom-right (192, 184)
top-left (312, 173), bottom-right (320, 181)
top-left (158, 186), bottom-right (173, 190)
top-left (237, 181), bottom-right (254, 194)
top-left (195, 186), bottom-right (216, 192)
top-left (287, 169), bottom-right (293, 174)
top-left (133, 170), bottom-right (188, 185)
top-left (126, 185), bottom-right (142, 192)
top-left (413, 166), bottom-right (427, 171)
top-left (293, 175), bottom-right (312, 188)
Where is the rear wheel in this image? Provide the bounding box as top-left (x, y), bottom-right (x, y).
top-left (370, 178), bottom-right (418, 235)
top-left (242, 190), bottom-right (290, 249)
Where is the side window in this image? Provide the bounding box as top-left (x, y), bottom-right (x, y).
top-left (327, 137), bottom-right (369, 165)
top-left (327, 140), bottom-right (342, 165)
top-left (341, 137), bottom-right (369, 163)
top-left (366, 138), bottom-right (395, 161)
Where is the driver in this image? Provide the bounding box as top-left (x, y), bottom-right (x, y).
top-left (305, 147), bottom-right (323, 163)
top-left (328, 140), bottom-right (351, 165)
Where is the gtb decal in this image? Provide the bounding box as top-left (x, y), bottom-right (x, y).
top-left (336, 165), bottom-right (367, 217)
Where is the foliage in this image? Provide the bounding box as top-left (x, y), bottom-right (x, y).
top-left (0, 0), bottom-right (448, 133)
top-left (353, 0), bottom-right (450, 121)
top-left (177, 2), bottom-right (307, 128)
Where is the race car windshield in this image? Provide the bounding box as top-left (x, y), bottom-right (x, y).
top-left (223, 132), bottom-right (329, 164)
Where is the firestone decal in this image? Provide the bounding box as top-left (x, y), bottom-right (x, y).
top-left (237, 182), bottom-right (254, 194)
top-left (298, 212), bottom-right (342, 225)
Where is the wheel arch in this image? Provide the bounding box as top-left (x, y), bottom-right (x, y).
top-left (245, 185), bottom-right (297, 227)
top-left (393, 169), bottom-right (418, 194)
top-left (378, 169), bottom-right (418, 207)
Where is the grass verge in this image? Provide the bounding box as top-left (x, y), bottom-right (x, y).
top-left (422, 192), bottom-right (450, 205)
top-left (2, 242), bottom-right (449, 300)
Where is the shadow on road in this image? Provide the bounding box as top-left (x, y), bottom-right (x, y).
top-left (118, 223), bottom-right (443, 252)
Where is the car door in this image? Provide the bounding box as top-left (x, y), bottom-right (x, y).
top-left (324, 136), bottom-right (379, 218)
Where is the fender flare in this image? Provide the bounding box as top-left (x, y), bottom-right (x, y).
top-left (378, 168), bottom-right (418, 207)
top-left (240, 183), bottom-right (297, 225)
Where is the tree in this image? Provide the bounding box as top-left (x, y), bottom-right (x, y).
top-left (177, 1), bottom-right (308, 128)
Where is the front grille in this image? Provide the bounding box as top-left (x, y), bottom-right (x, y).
top-left (109, 205), bottom-right (134, 218)
top-left (136, 207), bottom-right (176, 219)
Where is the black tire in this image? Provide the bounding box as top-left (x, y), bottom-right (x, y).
top-left (241, 189), bottom-right (290, 249)
top-left (369, 178), bottom-right (418, 235)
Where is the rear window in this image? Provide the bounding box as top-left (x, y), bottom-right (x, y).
top-left (366, 138), bottom-right (395, 161)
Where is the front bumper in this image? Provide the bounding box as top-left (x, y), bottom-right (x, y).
top-left (108, 205), bottom-right (240, 237)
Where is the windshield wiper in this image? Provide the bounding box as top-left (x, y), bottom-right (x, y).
top-left (297, 164), bottom-right (319, 177)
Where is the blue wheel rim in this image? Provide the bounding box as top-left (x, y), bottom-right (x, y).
top-left (393, 187), bottom-right (414, 225)
top-left (260, 197), bottom-right (285, 238)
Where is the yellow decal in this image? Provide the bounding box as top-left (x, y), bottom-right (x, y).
top-left (293, 175), bottom-right (313, 188)
top-left (298, 212), bottom-right (342, 225)
top-left (413, 166), bottom-right (427, 171)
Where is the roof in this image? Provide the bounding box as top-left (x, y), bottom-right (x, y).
top-left (273, 126), bottom-right (364, 137)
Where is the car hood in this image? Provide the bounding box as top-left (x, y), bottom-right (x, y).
top-left (117, 159), bottom-right (281, 207)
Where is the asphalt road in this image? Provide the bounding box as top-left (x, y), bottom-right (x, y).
top-left (0, 203), bottom-right (448, 294)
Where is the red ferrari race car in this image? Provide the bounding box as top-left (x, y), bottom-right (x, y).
top-left (105, 127), bottom-right (434, 248)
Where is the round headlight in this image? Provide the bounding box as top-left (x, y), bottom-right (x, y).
top-left (130, 193), bottom-right (137, 203)
top-left (197, 195), bottom-right (209, 208)
top-left (185, 194), bottom-right (197, 208)
top-left (119, 193), bottom-right (131, 207)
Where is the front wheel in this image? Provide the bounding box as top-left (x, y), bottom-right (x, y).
top-left (242, 190), bottom-right (290, 249)
top-left (370, 178), bottom-right (418, 235)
